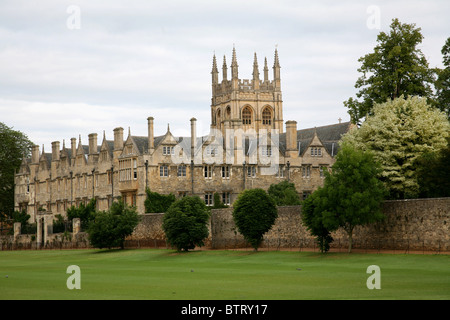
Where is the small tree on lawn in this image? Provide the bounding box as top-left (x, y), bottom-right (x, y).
top-left (232, 188), bottom-right (278, 251)
top-left (162, 196), bottom-right (210, 252)
top-left (88, 199), bottom-right (140, 249)
top-left (312, 143), bottom-right (386, 253)
top-left (301, 188), bottom-right (333, 253)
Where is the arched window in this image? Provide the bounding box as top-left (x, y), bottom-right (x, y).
top-left (262, 107), bottom-right (272, 125)
top-left (225, 106), bottom-right (231, 119)
top-left (242, 106), bottom-right (252, 125)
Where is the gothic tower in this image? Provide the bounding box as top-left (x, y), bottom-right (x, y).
top-left (210, 47), bottom-right (283, 134)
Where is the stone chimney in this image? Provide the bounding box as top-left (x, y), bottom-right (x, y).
top-left (51, 141), bottom-right (60, 161)
top-left (190, 118), bottom-right (197, 160)
top-left (71, 138), bottom-right (77, 158)
top-left (113, 127), bottom-right (124, 151)
top-left (31, 145), bottom-right (40, 163)
top-left (285, 120), bottom-right (297, 151)
top-left (88, 133), bottom-right (98, 155)
top-left (147, 117), bottom-right (154, 153)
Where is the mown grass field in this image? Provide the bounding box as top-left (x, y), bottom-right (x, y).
top-left (0, 249), bottom-right (449, 300)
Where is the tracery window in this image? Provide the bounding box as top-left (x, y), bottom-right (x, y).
top-left (262, 107), bottom-right (272, 125)
top-left (242, 107), bottom-right (252, 125)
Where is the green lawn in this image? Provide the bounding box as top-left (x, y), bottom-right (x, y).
top-left (0, 249), bottom-right (448, 300)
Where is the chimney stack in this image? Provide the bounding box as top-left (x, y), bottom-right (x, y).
top-left (147, 117), bottom-right (154, 153)
top-left (190, 118), bottom-right (197, 161)
top-left (71, 138), bottom-right (77, 158)
top-left (51, 141), bottom-right (60, 161)
top-left (285, 120), bottom-right (298, 151)
top-left (88, 133), bottom-right (98, 155)
top-left (31, 145), bottom-right (40, 163)
top-left (113, 127), bottom-right (124, 151)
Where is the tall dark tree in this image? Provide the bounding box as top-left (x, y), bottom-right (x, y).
top-left (344, 18), bottom-right (435, 125)
top-left (0, 122), bottom-right (34, 219)
top-left (434, 37), bottom-right (450, 119)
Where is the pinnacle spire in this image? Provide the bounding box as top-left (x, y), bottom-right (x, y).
top-left (273, 47), bottom-right (280, 68)
top-left (222, 55), bottom-right (227, 81)
top-left (231, 46), bottom-right (238, 79)
top-left (264, 57), bottom-right (269, 82)
top-left (252, 52), bottom-right (259, 80)
top-left (273, 47), bottom-right (281, 85)
top-left (232, 46), bottom-right (237, 65)
top-left (212, 54), bottom-right (218, 73)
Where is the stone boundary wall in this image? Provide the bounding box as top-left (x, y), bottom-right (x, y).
top-left (348, 198), bottom-right (449, 251)
top-left (128, 197), bottom-right (450, 252)
top-left (2, 198), bottom-right (448, 252)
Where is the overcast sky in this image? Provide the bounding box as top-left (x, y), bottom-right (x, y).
top-left (1, 0), bottom-right (449, 150)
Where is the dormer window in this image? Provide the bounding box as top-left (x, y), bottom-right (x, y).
top-left (206, 145), bottom-right (217, 157)
top-left (101, 150), bottom-right (108, 161)
top-left (163, 146), bottom-right (174, 155)
top-left (126, 145), bottom-right (133, 154)
top-left (310, 147), bottom-right (322, 157)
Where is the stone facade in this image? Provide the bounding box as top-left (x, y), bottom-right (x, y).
top-left (14, 48), bottom-right (351, 223)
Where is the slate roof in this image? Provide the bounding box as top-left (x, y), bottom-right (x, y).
top-left (28, 122), bottom-right (351, 168)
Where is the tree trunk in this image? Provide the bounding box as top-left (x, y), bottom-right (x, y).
top-left (348, 233), bottom-right (352, 253)
top-left (347, 227), bottom-right (354, 253)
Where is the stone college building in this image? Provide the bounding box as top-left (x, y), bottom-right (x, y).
top-left (14, 48), bottom-right (352, 221)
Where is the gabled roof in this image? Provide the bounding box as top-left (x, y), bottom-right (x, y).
top-left (278, 121), bottom-right (351, 157)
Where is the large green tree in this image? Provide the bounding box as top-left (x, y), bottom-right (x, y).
top-left (344, 18), bottom-right (435, 125)
top-left (232, 188), bottom-right (278, 251)
top-left (434, 37), bottom-right (450, 119)
top-left (302, 143), bottom-right (386, 253)
top-left (162, 196), bottom-right (210, 252)
top-left (415, 137), bottom-right (450, 198)
top-left (0, 122), bottom-right (34, 219)
top-left (342, 96), bottom-right (450, 199)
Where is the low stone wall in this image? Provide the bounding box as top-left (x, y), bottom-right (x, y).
top-left (348, 198), bottom-right (449, 251)
top-left (131, 213), bottom-right (166, 240)
top-left (3, 198), bottom-right (449, 252)
top-left (128, 197), bottom-right (450, 252)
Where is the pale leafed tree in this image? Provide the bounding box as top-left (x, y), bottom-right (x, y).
top-left (341, 96), bottom-right (450, 199)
